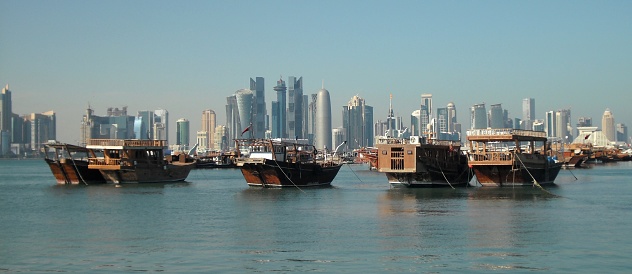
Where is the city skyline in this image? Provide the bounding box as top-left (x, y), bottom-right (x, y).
top-left (1, 1), bottom-right (631, 144)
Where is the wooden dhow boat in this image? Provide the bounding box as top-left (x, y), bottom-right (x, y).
top-left (86, 139), bottom-right (195, 183)
top-left (376, 136), bottom-right (470, 188)
top-left (234, 138), bottom-right (343, 187)
top-left (466, 129), bottom-right (562, 187)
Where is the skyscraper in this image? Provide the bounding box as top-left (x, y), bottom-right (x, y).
top-left (602, 108), bottom-right (615, 142)
top-left (315, 86), bottom-right (332, 150)
top-left (201, 109), bottom-right (216, 150)
top-left (421, 94), bottom-right (433, 118)
top-left (556, 109), bottom-right (571, 140)
top-left (447, 102), bottom-right (457, 133)
top-left (308, 93), bottom-right (318, 144)
top-left (225, 95), bottom-right (239, 148)
top-left (287, 76), bottom-right (303, 139)
top-left (272, 77), bottom-right (287, 138)
top-left (522, 98), bottom-right (535, 130)
top-left (24, 111), bottom-right (56, 153)
top-left (410, 110), bottom-right (420, 136)
top-left (250, 77), bottom-right (266, 139)
top-left (436, 107), bottom-right (448, 133)
top-left (235, 89), bottom-right (253, 137)
top-left (1, 84), bottom-right (12, 134)
top-left (135, 110), bottom-right (155, 140)
top-left (176, 118), bottom-right (190, 148)
top-left (488, 104), bottom-right (504, 129)
top-left (616, 123), bottom-right (627, 143)
top-left (154, 109), bottom-right (168, 142)
top-left (470, 104), bottom-right (487, 129)
top-left (545, 111), bottom-right (557, 137)
top-left (343, 95), bottom-right (373, 149)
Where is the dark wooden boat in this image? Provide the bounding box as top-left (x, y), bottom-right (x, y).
top-left (234, 139), bottom-right (343, 187)
top-left (44, 142), bottom-right (106, 185)
top-left (466, 129), bottom-right (562, 187)
top-left (86, 139), bottom-right (196, 183)
top-left (376, 136), bottom-right (470, 187)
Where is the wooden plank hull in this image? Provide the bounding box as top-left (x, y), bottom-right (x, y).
top-left (239, 160), bottom-right (342, 187)
top-left (472, 160), bottom-right (562, 187)
top-left (44, 158), bottom-right (106, 185)
top-left (98, 162), bottom-right (195, 184)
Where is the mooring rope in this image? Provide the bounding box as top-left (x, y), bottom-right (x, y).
top-left (513, 151), bottom-right (561, 197)
top-left (435, 158), bottom-right (455, 189)
top-left (273, 159), bottom-right (305, 193)
top-left (346, 163), bottom-right (365, 185)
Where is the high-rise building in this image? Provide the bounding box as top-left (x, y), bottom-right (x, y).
top-left (315, 86), bottom-right (332, 150)
top-left (308, 93), bottom-right (318, 144)
top-left (545, 111), bottom-right (557, 137)
top-left (602, 108), bottom-right (615, 142)
top-left (447, 102), bottom-right (457, 133)
top-left (410, 110), bottom-right (420, 136)
top-left (272, 77), bottom-right (287, 138)
top-left (303, 94), bottom-right (310, 140)
top-left (23, 111), bottom-right (56, 153)
top-left (250, 77), bottom-right (266, 139)
top-left (214, 125), bottom-right (229, 152)
top-left (1, 84), bottom-right (12, 135)
top-left (420, 105), bottom-right (430, 136)
top-left (176, 118), bottom-right (190, 148)
top-left (436, 107), bottom-right (448, 133)
top-left (154, 109), bottom-right (168, 142)
top-left (201, 109), bottom-right (216, 150)
top-left (343, 95), bottom-right (373, 149)
top-left (287, 76), bottom-right (303, 139)
top-left (134, 110), bottom-right (155, 140)
top-left (80, 106), bottom-right (135, 145)
top-left (225, 95), bottom-right (239, 148)
top-left (235, 89), bottom-right (254, 138)
top-left (522, 98), bottom-right (535, 130)
top-left (556, 109), bottom-right (571, 140)
top-left (470, 104), bottom-right (487, 129)
top-left (488, 104), bottom-right (504, 129)
top-left (616, 123), bottom-right (627, 143)
top-left (421, 94), bottom-right (433, 118)
top-left (332, 127), bottom-right (346, 153)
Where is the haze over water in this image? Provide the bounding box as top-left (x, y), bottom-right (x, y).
top-left (2, 160), bottom-right (632, 272)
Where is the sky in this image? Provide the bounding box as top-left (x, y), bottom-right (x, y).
top-left (1, 0), bottom-right (631, 144)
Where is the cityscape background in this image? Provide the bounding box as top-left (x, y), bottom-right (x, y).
top-left (1, 1), bottom-right (631, 153)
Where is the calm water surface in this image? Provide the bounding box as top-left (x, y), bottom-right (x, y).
top-left (1, 160), bottom-right (632, 273)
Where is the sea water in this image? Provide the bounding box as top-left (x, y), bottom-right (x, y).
top-left (1, 159), bottom-right (632, 273)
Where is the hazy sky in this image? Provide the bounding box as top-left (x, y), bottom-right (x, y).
top-left (1, 0), bottom-right (631, 144)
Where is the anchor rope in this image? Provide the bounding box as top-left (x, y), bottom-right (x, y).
top-left (513, 151), bottom-right (561, 197)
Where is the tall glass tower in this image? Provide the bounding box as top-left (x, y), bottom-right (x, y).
top-left (272, 77), bottom-right (287, 138)
top-left (287, 76), bottom-right (303, 139)
top-left (176, 118), bottom-right (189, 148)
top-left (250, 77), bottom-right (266, 139)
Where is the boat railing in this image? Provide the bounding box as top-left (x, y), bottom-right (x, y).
top-left (468, 151), bottom-right (514, 164)
top-left (466, 128), bottom-right (546, 138)
top-left (87, 139), bottom-right (167, 147)
top-left (88, 158), bottom-right (121, 166)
